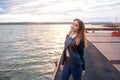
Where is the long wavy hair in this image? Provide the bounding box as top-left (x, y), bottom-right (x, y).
top-left (69, 18), bottom-right (87, 48)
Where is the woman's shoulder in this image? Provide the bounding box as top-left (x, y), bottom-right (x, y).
top-left (66, 33), bottom-right (70, 38)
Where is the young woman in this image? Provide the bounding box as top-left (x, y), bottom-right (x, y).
top-left (60, 18), bottom-right (87, 80)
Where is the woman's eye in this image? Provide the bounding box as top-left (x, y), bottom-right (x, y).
top-left (75, 25), bottom-right (78, 27)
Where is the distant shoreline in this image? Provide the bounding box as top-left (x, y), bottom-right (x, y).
top-left (0, 22), bottom-right (114, 25)
top-left (0, 22), bottom-right (71, 25)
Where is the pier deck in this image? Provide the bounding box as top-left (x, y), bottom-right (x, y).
top-left (53, 33), bottom-right (120, 80)
top-left (87, 33), bottom-right (120, 71)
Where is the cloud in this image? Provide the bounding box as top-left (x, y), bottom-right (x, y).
top-left (0, 0), bottom-right (120, 22)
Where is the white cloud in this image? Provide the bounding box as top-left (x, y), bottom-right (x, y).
top-left (0, 0), bottom-right (120, 22)
top-left (0, 7), bottom-right (4, 12)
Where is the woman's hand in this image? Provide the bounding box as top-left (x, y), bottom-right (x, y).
top-left (60, 64), bottom-right (64, 71)
top-left (82, 70), bottom-right (85, 75)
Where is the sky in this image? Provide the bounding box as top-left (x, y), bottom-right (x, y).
top-left (0, 0), bottom-right (120, 22)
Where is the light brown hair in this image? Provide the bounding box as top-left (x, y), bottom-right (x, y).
top-left (69, 18), bottom-right (87, 48)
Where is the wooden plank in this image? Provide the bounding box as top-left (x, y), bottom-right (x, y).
top-left (52, 49), bottom-right (64, 80)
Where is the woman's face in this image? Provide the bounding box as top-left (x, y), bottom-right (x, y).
top-left (71, 20), bottom-right (79, 33)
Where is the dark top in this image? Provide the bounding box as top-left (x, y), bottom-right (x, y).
top-left (61, 34), bottom-right (85, 70)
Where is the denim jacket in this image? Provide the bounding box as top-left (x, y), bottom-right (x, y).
top-left (61, 34), bottom-right (85, 70)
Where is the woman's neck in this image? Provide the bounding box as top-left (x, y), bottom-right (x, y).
top-left (69, 32), bottom-right (77, 38)
top-left (70, 31), bottom-right (77, 35)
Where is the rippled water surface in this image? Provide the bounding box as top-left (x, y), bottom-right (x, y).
top-left (0, 24), bottom-right (70, 80)
top-left (0, 24), bottom-right (104, 80)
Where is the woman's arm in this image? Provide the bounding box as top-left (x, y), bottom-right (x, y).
top-left (61, 49), bottom-right (66, 65)
top-left (60, 34), bottom-right (69, 65)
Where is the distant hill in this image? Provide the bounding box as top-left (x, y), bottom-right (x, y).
top-left (0, 22), bottom-right (114, 25)
top-left (103, 22), bottom-right (120, 27)
top-left (0, 22), bottom-right (71, 25)
top-left (85, 22), bottom-right (114, 25)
